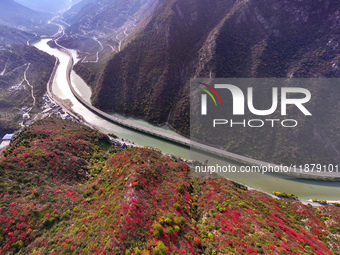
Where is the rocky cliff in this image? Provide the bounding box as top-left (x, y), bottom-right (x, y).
top-left (92, 0), bottom-right (340, 164)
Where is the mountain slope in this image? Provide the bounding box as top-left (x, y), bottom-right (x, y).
top-left (13, 0), bottom-right (82, 14)
top-left (58, 0), bottom-right (161, 82)
top-left (63, 0), bottom-right (157, 32)
top-left (0, 0), bottom-right (52, 29)
top-left (92, 0), bottom-right (238, 124)
top-left (0, 45), bottom-right (55, 137)
top-left (62, 0), bottom-right (97, 16)
top-left (0, 25), bottom-right (34, 45)
top-left (92, 0), bottom-right (340, 164)
top-left (0, 118), bottom-right (339, 254)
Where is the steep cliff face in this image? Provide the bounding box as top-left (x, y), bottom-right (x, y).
top-left (190, 0), bottom-right (340, 165)
top-left (92, 0), bottom-right (340, 163)
top-left (94, 0), bottom-right (339, 128)
top-left (92, 0), bottom-right (238, 127)
top-left (212, 0), bottom-right (340, 78)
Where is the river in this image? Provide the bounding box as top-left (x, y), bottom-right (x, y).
top-left (33, 38), bottom-right (340, 201)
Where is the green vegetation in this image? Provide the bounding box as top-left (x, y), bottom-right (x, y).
top-left (91, 0), bottom-right (340, 165)
top-left (272, 191), bottom-right (298, 200)
top-left (0, 45), bottom-right (55, 136)
top-left (0, 117), bottom-right (339, 254)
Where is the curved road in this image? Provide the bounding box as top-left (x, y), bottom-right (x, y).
top-left (47, 28), bottom-right (340, 181)
top-left (23, 63), bottom-right (36, 114)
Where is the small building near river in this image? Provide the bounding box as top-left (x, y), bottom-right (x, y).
top-left (2, 134), bottom-right (14, 141)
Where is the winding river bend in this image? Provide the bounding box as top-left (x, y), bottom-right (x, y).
top-left (33, 39), bottom-right (340, 201)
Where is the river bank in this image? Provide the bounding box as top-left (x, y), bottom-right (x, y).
top-left (32, 34), bottom-right (340, 201)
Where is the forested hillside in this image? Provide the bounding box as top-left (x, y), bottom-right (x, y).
top-left (91, 0), bottom-right (340, 164)
top-left (0, 118), bottom-right (339, 254)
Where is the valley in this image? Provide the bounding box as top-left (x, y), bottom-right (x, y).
top-left (33, 33), bottom-right (340, 201)
top-left (0, 0), bottom-right (338, 194)
top-left (0, 0), bottom-right (337, 199)
top-left (0, 1), bottom-right (339, 253)
top-left (87, 0), bottom-right (340, 166)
